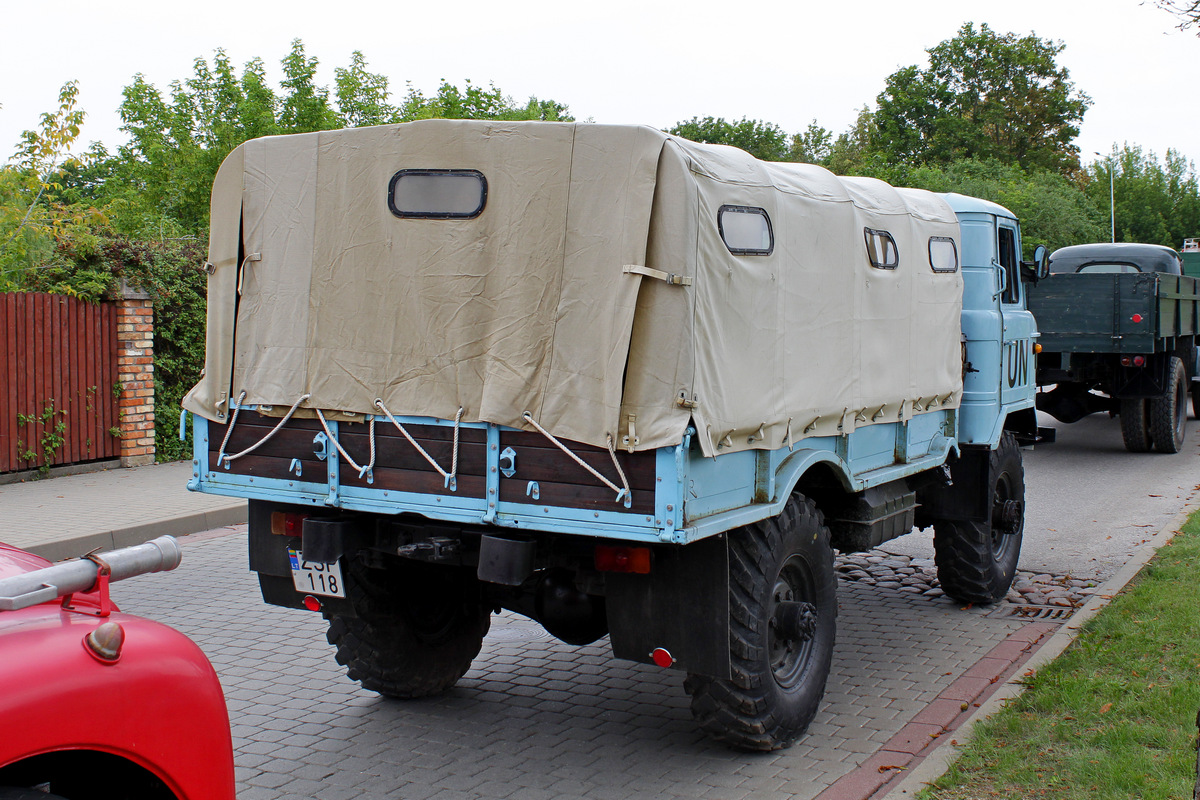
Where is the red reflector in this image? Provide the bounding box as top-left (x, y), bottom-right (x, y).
top-left (1131, 314), bottom-right (1143, 323)
top-left (651, 648), bottom-right (675, 668)
top-left (302, 595), bottom-right (323, 612)
top-left (595, 545), bottom-right (651, 574)
top-left (271, 511), bottom-right (308, 537)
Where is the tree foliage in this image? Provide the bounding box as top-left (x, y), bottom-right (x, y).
top-left (1087, 145), bottom-right (1200, 246)
top-left (107, 41), bottom-right (573, 235)
top-left (874, 23), bottom-right (1091, 172)
top-left (667, 117), bottom-right (792, 162)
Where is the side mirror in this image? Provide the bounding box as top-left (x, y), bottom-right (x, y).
top-left (1020, 244), bottom-right (1052, 283)
top-left (1034, 244), bottom-right (1050, 279)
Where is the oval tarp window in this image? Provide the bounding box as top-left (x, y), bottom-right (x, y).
top-left (864, 228), bottom-right (899, 269)
top-left (388, 169), bottom-right (488, 219)
top-left (928, 236), bottom-right (959, 273)
top-left (718, 205), bottom-right (773, 255)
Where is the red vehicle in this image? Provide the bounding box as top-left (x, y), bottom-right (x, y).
top-left (0, 536), bottom-right (236, 800)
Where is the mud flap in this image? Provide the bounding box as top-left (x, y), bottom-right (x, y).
top-left (606, 534), bottom-right (731, 679)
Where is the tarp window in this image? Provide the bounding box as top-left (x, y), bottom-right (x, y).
top-left (718, 205), bottom-right (773, 255)
top-left (387, 169), bottom-right (488, 219)
top-left (864, 228), bottom-right (898, 269)
top-left (929, 236), bottom-right (959, 273)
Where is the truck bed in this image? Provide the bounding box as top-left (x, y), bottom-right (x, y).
top-left (1027, 272), bottom-right (1200, 354)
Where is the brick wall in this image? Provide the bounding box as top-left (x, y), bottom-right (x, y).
top-left (117, 283), bottom-right (155, 467)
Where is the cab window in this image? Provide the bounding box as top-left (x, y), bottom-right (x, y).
top-left (998, 226), bottom-right (1020, 304)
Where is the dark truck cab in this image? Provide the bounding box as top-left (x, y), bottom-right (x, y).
top-left (1029, 242), bottom-right (1198, 452)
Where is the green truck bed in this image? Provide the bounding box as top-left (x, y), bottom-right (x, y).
top-left (1027, 272), bottom-right (1200, 355)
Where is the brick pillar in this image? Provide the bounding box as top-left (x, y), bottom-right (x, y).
top-left (117, 279), bottom-right (155, 467)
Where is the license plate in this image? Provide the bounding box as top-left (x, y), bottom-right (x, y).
top-left (288, 548), bottom-right (346, 598)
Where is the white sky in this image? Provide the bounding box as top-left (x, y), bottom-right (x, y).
top-left (1, 0), bottom-right (1197, 170)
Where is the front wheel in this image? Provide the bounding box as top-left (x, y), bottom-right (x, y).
top-left (934, 432), bottom-right (1024, 605)
top-left (1149, 356), bottom-right (1187, 453)
top-left (326, 558), bottom-right (490, 699)
top-left (684, 494), bottom-right (837, 751)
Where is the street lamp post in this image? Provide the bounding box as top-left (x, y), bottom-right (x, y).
top-left (1094, 151), bottom-right (1115, 243)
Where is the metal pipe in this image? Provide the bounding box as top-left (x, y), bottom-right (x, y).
top-left (1094, 151), bottom-right (1116, 243)
top-left (0, 536), bottom-right (183, 612)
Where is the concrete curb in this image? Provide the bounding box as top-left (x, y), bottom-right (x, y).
top-left (877, 501), bottom-right (1196, 799)
top-left (23, 503), bottom-right (249, 562)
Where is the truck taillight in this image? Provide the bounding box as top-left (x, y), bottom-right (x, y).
top-left (1120, 356), bottom-right (1146, 367)
top-left (271, 512), bottom-right (308, 537)
top-left (595, 545), bottom-right (651, 574)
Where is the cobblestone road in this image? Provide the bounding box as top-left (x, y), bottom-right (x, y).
top-left (115, 527), bottom-right (1030, 800)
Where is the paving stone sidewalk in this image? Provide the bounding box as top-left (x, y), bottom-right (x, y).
top-left (0, 460), bottom-right (245, 560)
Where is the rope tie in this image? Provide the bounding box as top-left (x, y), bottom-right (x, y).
top-left (217, 391), bottom-right (311, 468)
top-left (522, 412), bottom-right (631, 507)
top-left (315, 409), bottom-right (376, 479)
top-left (374, 399), bottom-right (462, 491)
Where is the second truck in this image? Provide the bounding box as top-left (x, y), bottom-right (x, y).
top-left (183, 120), bottom-right (1046, 750)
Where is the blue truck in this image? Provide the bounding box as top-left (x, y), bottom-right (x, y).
top-left (183, 121), bottom-right (1047, 751)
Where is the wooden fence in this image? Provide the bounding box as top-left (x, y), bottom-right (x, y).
top-left (0, 292), bottom-right (121, 473)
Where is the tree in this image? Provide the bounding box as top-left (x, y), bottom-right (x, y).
top-left (1087, 145), bottom-right (1200, 246)
top-left (1, 81), bottom-right (109, 296)
top-left (905, 158), bottom-right (1105, 252)
top-left (1154, 0), bottom-right (1200, 34)
top-left (789, 120), bottom-right (833, 165)
top-left (667, 117), bottom-right (791, 162)
top-left (398, 80), bottom-right (572, 122)
top-left (873, 23), bottom-right (1091, 173)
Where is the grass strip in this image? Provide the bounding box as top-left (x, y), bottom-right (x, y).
top-left (923, 512), bottom-right (1200, 800)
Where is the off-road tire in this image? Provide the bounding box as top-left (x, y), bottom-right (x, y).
top-left (1150, 356), bottom-right (1187, 453)
top-left (1120, 397), bottom-right (1153, 453)
top-left (684, 494), bottom-right (837, 751)
top-left (326, 558), bottom-right (490, 699)
top-left (934, 432), bottom-right (1024, 605)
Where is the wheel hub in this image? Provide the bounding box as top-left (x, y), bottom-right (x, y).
top-left (772, 601), bottom-right (817, 643)
top-left (994, 498), bottom-right (1023, 536)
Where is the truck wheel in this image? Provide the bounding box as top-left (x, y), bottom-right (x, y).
top-left (934, 432), bottom-right (1024, 605)
top-left (1119, 398), bottom-right (1153, 453)
top-left (1150, 356), bottom-right (1187, 453)
top-left (684, 494), bottom-right (837, 751)
top-left (326, 559), bottom-right (490, 698)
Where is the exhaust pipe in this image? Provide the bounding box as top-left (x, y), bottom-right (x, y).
top-left (0, 536), bottom-right (183, 612)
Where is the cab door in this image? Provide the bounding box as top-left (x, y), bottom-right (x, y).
top-left (997, 222), bottom-right (1037, 411)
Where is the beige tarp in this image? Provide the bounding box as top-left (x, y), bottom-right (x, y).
top-left (184, 120), bottom-right (963, 456)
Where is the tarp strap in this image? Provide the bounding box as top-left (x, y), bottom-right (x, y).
top-left (522, 412), bottom-right (631, 507)
top-left (236, 252), bottom-right (262, 296)
top-left (217, 391), bottom-right (312, 468)
top-left (315, 409), bottom-right (376, 479)
top-left (622, 264), bottom-right (693, 287)
top-left (375, 399), bottom-right (462, 491)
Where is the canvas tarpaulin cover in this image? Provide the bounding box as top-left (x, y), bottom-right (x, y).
top-left (184, 120), bottom-right (963, 457)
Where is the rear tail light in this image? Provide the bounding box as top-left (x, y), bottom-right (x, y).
top-left (594, 545), bottom-right (651, 574)
top-left (271, 512), bottom-right (308, 537)
top-left (1119, 356), bottom-right (1146, 367)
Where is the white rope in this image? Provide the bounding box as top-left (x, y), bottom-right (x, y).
top-left (374, 399), bottom-right (462, 490)
top-left (315, 409), bottom-right (376, 478)
top-left (522, 412), bottom-right (630, 505)
top-left (218, 392), bottom-right (311, 467)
